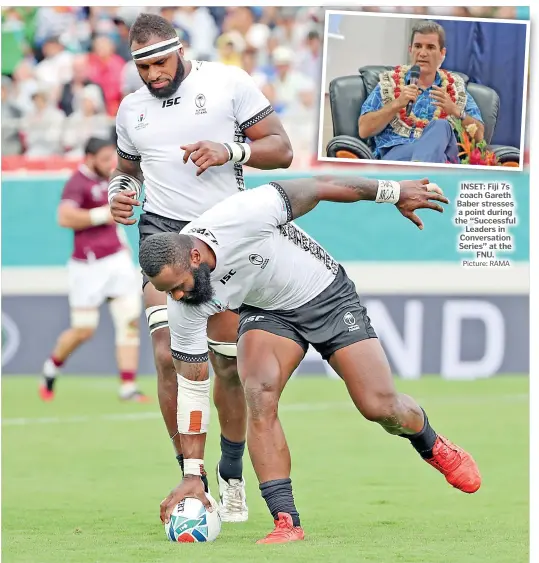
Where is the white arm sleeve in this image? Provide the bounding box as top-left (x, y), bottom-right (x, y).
top-left (115, 98), bottom-right (141, 162)
top-left (167, 296), bottom-right (211, 362)
top-left (230, 65), bottom-right (274, 132)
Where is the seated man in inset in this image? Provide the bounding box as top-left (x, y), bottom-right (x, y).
top-left (358, 20), bottom-right (484, 163)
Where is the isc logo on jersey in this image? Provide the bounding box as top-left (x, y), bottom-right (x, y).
top-left (162, 96), bottom-right (181, 108)
top-left (219, 269), bottom-right (236, 285)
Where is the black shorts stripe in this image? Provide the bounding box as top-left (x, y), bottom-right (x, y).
top-left (171, 350), bottom-right (209, 363)
top-left (117, 146), bottom-right (141, 162)
top-left (239, 105), bottom-right (274, 131)
top-left (269, 182), bottom-right (293, 223)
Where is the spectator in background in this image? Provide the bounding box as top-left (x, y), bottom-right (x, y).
top-left (295, 29), bottom-right (322, 84)
top-left (112, 7), bottom-right (141, 61)
top-left (34, 35), bottom-right (74, 102)
top-left (62, 84), bottom-right (112, 158)
top-left (10, 59), bottom-right (38, 115)
top-left (33, 7), bottom-right (77, 58)
top-left (216, 31), bottom-right (245, 66)
top-left (88, 34), bottom-right (125, 115)
top-left (21, 86), bottom-right (65, 157)
top-left (59, 54), bottom-right (104, 116)
top-left (1, 76), bottom-right (23, 155)
top-left (1, 7), bottom-right (37, 75)
top-left (111, 14), bottom-right (132, 62)
top-left (171, 7), bottom-right (218, 60)
top-left (223, 7), bottom-right (270, 52)
top-left (270, 44), bottom-right (317, 164)
top-left (241, 47), bottom-right (275, 104)
top-left (272, 45), bottom-right (315, 113)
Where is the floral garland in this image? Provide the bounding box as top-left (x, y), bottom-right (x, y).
top-left (452, 119), bottom-right (503, 166)
top-left (379, 65), bottom-right (467, 139)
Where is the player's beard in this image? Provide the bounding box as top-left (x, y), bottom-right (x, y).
top-left (181, 263), bottom-right (215, 306)
top-left (145, 54), bottom-right (185, 100)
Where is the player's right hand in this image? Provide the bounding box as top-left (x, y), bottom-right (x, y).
top-left (394, 84), bottom-right (420, 110)
top-left (160, 475), bottom-right (213, 524)
top-left (109, 191), bottom-right (141, 226)
top-left (396, 178), bottom-right (449, 230)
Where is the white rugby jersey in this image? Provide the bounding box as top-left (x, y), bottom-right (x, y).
top-left (116, 61), bottom-right (273, 221)
top-left (168, 183), bottom-right (339, 360)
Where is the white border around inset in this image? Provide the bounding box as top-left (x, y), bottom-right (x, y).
top-left (317, 10), bottom-right (530, 173)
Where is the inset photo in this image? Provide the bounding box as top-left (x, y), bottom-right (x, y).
top-left (319, 11), bottom-right (530, 170)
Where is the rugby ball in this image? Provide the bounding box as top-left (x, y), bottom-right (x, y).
top-left (165, 494), bottom-right (221, 542)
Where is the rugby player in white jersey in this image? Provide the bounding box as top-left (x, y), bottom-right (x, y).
top-left (139, 176), bottom-right (482, 544)
top-left (107, 13), bottom-right (293, 522)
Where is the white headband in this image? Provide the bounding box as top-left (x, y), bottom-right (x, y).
top-left (131, 37), bottom-right (182, 61)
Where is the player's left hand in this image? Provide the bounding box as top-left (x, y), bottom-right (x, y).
top-left (430, 85), bottom-right (460, 118)
top-left (396, 178), bottom-right (449, 230)
top-left (181, 141), bottom-right (230, 177)
top-left (159, 475), bottom-right (213, 524)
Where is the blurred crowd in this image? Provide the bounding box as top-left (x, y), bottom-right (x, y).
top-left (1, 6), bottom-right (526, 165)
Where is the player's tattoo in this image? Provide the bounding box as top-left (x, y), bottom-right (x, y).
top-left (329, 177), bottom-right (379, 199)
top-left (278, 176), bottom-right (379, 221)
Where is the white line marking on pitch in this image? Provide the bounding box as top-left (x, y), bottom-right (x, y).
top-left (1, 395), bottom-right (528, 427)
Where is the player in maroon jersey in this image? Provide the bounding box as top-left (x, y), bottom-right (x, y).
top-left (40, 137), bottom-right (147, 402)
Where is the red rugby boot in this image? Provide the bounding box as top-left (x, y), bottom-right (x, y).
top-left (256, 512), bottom-right (305, 544)
top-left (425, 435), bottom-right (481, 493)
top-left (39, 384), bottom-right (54, 402)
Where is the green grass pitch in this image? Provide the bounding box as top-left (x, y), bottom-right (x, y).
top-left (2, 375), bottom-right (528, 563)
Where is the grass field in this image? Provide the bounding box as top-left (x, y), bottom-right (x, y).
top-left (1, 375), bottom-right (529, 563)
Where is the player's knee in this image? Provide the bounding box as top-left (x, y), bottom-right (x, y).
top-left (244, 378), bottom-right (279, 422)
top-left (70, 308), bottom-right (99, 340)
top-left (211, 354), bottom-right (239, 384)
top-left (110, 294), bottom-right (141, 347)
top-left (358, 390), bottom-right (398, 423)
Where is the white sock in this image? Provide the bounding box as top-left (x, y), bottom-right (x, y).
top-left (119, 381), bottom-right (137, 397)
top-left (43, 358), bottom-right (59, 378)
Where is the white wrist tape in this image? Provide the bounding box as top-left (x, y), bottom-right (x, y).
top-left (108, 174), bottom-right (142, 205)
top-left (89, 206), bottom-right (110, 226)
top-left (376, 180), bottom-right (401, 204)
top-left (177, 375), bottom-right (210, 434)
top-left (222, 142), bottom-right (251, 164)
top-left (184, 459), bottom-right (205, 477)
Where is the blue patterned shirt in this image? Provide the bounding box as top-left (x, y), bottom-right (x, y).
top-left (360, 69), bottom-right (483, 158)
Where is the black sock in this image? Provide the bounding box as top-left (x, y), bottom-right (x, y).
top-left (44, 376), bottom-right (55, 392)
top-left (176, 453), bottom-right (209, 493)
top-left (401, 408), bottom-right (438, 459)
top-left (260, 478), bottom-right (301, 527)
top-left (218, 434), bottom-right (245, 482)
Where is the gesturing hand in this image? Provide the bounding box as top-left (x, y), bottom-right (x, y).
top-left (396, 178), bottom-right (449, 230)
top-left (109, 191), bottom-right (141, 226)
top-left (430, 85), bottom-right (460, 118)
top-left (181, 141), bottom-right (230, 177)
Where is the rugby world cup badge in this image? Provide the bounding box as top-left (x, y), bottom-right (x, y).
top-left (135, 109), bottom-right (148, 130)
